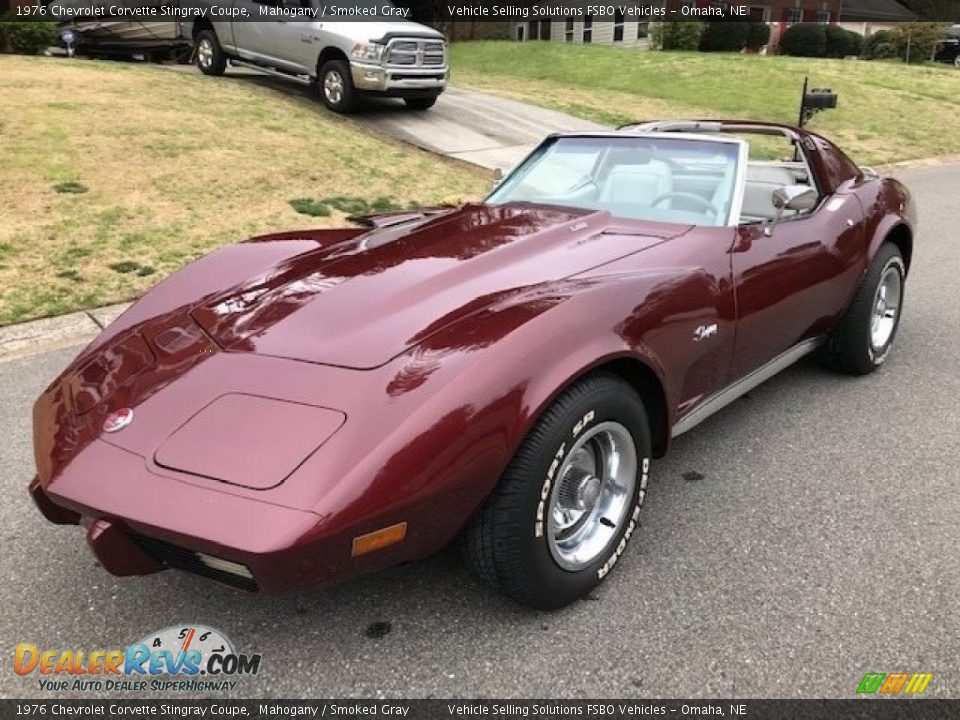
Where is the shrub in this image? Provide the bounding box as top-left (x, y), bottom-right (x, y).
top-left (699, 22), bottom-right (749, 52)
top-left (824, 25), bottom-right (863, 57)
top-left (745, 21), bottom-right (772, 51)
top-left (0, 22), bottom-right (57, 55)
top-left (893, 22), bottom-right (949, 63)
top-left (862, 29), bottom-right (899, 58)
top-left (780, 23), bottom-right (827, 57)
top-left (651, 22), bottom-right (703, 51)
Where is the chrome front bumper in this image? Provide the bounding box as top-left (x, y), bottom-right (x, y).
top-left (350, 62), bottom-right (448, 94)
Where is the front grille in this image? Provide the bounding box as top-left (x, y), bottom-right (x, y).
top-left (384, 38), bottom-right (445, 69)
top-left (131, 533), bottom-right (258, 591)
top-left (389, 73), bottom-right (446, 82)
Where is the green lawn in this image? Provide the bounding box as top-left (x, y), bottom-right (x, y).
top-left (0, 56), bottom-right (489, 327)
top-left (450, 42), bottom-right (960, 165)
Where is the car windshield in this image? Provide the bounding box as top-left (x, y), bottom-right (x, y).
top-left (487, 135), bottom-right (742, 227)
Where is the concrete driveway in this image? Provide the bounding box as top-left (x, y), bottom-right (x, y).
top-left (2, 163), bottom-right (957, 699)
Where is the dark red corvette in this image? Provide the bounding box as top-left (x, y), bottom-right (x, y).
top-left (31, 120), bottom-right (915, 608)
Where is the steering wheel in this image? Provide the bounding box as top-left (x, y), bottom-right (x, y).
top-left (651, 192), bottom-right (719, 216)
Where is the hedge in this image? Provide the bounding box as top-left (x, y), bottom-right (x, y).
top-left (780, 23), bottom-right (827, 57)
top-left (651, 22), bottom-right (703, 51)
top-left (699, 22), bottom-right (750, 52)
top-left (0, 22), bottom-right (57, 55)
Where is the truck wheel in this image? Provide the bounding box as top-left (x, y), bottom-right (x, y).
top-left (819, 242), bottom-right (906, 375)
top-left (195, 29), bottom-right (226, 77)
top-left (318, 60), bottom-right (357, 114)
top-left (404, 96), bottom-right (437, 111)
top-left (463, 372), bottom-right (651, 609)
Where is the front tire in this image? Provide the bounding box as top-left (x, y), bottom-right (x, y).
top-left (819, 242), bottom-right (906, 375)
top-left (317, 59), bottom-right (357, 114)
top-left (464, 372), bottom-right (651, 609)
top-left (195, 29), bottom-right (226, 77)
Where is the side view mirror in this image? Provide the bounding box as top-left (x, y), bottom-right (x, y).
top-left (764, 184), bottom-right (817, 235)
top-left (491, 167), bottom-right (504, 189)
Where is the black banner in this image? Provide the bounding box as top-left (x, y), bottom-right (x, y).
top-left (2, 700), bottom-right (959, 720)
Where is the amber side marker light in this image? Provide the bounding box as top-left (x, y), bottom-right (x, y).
top-left (351, 522), bottom-right (407, 557)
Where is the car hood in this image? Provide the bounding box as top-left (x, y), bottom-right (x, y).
top-left (190, 204), bottom-right (684, 369)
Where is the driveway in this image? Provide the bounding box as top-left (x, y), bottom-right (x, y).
top-left (1, 163), bottom-right (957, 699)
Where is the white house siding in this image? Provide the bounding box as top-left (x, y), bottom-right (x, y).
top-left (515, 20), bottom-right (654, 49)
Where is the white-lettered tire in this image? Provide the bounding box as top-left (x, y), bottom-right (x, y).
top-left (464, 372), bottom-right (651, 609)
top-left (195, 29), bottom-right (226, 77)
top-left (819, 242), bottom-right (906, 375)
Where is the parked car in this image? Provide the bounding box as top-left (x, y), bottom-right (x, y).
top-left (934, 25), bottom-right (960, 68)
top-left (30, 120), bottom-right (915, 609)
top-left (181, 1), bottom-right (447, 112)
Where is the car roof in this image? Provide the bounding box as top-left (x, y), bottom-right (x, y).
top-left (545, 130), bottom-right (747, 146)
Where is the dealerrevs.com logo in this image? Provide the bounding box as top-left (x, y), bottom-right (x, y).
top-left (14, 625), bottom-right (262, 693)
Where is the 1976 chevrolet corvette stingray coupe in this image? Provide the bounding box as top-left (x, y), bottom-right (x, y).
top-left (31, 120), bottom-right (915, 608)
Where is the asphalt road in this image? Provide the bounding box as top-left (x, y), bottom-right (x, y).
top-left (2, 163), bottom-right (958, 701)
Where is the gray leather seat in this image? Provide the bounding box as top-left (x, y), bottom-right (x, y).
top-left (600, 161), bottom-right (673, 208)
top-left (741, 164), bottom-right (797, 221)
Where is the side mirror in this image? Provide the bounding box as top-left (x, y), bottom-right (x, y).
top-left (765, 185), bottom-right (817, 236)
top-left (491, 167), bottom-right (504, 189)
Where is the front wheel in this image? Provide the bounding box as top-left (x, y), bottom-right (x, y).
top-left (404, 96), bottom-right (437, 111)
top-left (317, 59), bottom-right (357, 114)
top-left (819, 242), bottom-right (906, 375)
top-left (463, 372), bottom-right (651, 609)
top-left (195, 29), bottom-right (226, 77)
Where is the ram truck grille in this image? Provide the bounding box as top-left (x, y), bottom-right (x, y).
top-left (384, 39), bottom-right (445, 68)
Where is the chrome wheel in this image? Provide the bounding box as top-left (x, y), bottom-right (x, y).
top-left (870, 264), bottom-right (902, 351)
top-left (197, 38), bottom-right (213, 69)
top-left (323, 70), bottom-right (344, 106)
top-left (546, 422), bottom-right (638, 572)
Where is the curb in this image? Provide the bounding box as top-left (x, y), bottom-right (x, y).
top-left (0, 303), bottom-right (131, 362)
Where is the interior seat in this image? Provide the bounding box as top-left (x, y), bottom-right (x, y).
top-left (599, 161), bottom-right (673, 209)
top-left (741, 164), bottom-right (798, 222)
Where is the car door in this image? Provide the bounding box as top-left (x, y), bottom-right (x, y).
top-left (729, 190), bottom-right (865, 380)
top-left (231, 0), bottom-right (317, 74)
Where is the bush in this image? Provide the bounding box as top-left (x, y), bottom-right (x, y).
top-left (651, 22), bottom-right (703, 51)
top-left (893, 22), bottom-right (950, 63)
top-left (824, 25), bottom-right (863, 57)
top-left (0, 22), bottom-right (57, 55)
top-left (699, 22), bottom-right (749, 52)
top-left (861, 29), bottom-right (899, 58)
top-left (780, 23), bottom-right (827, 57)
top-left (745, 21), bottom-right (771, 51)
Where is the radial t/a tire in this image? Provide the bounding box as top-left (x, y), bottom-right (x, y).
top-left (819, 242), bottom-right (906, 375)
top-left (464, 371), bottom-right (652, 610)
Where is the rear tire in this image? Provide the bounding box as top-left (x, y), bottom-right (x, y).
top-left (404, 96), bottom-right (437, 111)
top-left (195, 29), bottom-right (226, 77)
top-left (317, 59), bottom-right (357, 114)
top-left (819, 242), bottom-right (905, 375)
top-left (464, 372), bottom-right (651, 609)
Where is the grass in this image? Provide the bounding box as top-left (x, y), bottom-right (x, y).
top-left (0, 56), bottom-right (489, 326)
top-left (450, 42), bottom-right (960, 166)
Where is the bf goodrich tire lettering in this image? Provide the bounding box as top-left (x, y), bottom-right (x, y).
top-left (464, 372), bottom-right (652, 609)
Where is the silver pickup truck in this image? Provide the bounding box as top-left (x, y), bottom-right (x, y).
top-left (182, 1), bottom-right (447, 113)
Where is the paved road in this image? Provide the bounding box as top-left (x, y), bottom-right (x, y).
top-left (166, 65), bottom-right (601, 171)
top-left (2, 164), bottom-right (958, 700)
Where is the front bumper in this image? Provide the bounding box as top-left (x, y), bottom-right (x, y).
top-left (350, 62), bottom-right (447, 96)
top-left (29, 439), bottom-right (404, 594)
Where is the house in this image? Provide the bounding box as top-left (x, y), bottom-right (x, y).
top-left (838, 0), bottom-right (916, 36)
top-left (513, 0), bottom-right (846, 50)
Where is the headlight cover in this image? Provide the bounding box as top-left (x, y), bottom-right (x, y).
top-left (350, 42), bottom-right (385, 64)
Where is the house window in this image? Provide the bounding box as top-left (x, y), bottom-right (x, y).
top-left (748, 5), bottom-right (770, 21)
top-left (637, 20), bottom-right (650, 39)
top-left (816, 9), bottom-right (830, 23)
top-left (540, 19), bottom-right (551, 40)
top-left (786, 7), bottom-right (804, 25)
top-left (583, 15), bottom-right (593, 43)
top-left (565, 17), bottom-right (574, 42)
top-left (613, 9), bottom-right (625, 41)
top-left (528, 21), bottom-right (539, 41)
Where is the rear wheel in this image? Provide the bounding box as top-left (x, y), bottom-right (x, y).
top-left (464, 372), bottom-right (651, 609)
top-left (819, 242), bottom-right (905, 374)
top-left (195, 29), bottom-right (226, 77)
top-left (318, 59), bottom-right (357, 114)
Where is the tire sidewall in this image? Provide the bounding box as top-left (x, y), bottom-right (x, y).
top-left (195, 30), bottom-right (224, 76)
top-left (318, 60), bottom-right (354, 113)
top-left (516, 383), bottom-right (651, 605)
top-left (866, 253), bottom-right (906, 367)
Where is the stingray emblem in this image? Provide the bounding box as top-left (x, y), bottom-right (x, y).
top-left (694, 324), bottom-right (718, 342)
top-left (102, 408), bottom-right (134, 433)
